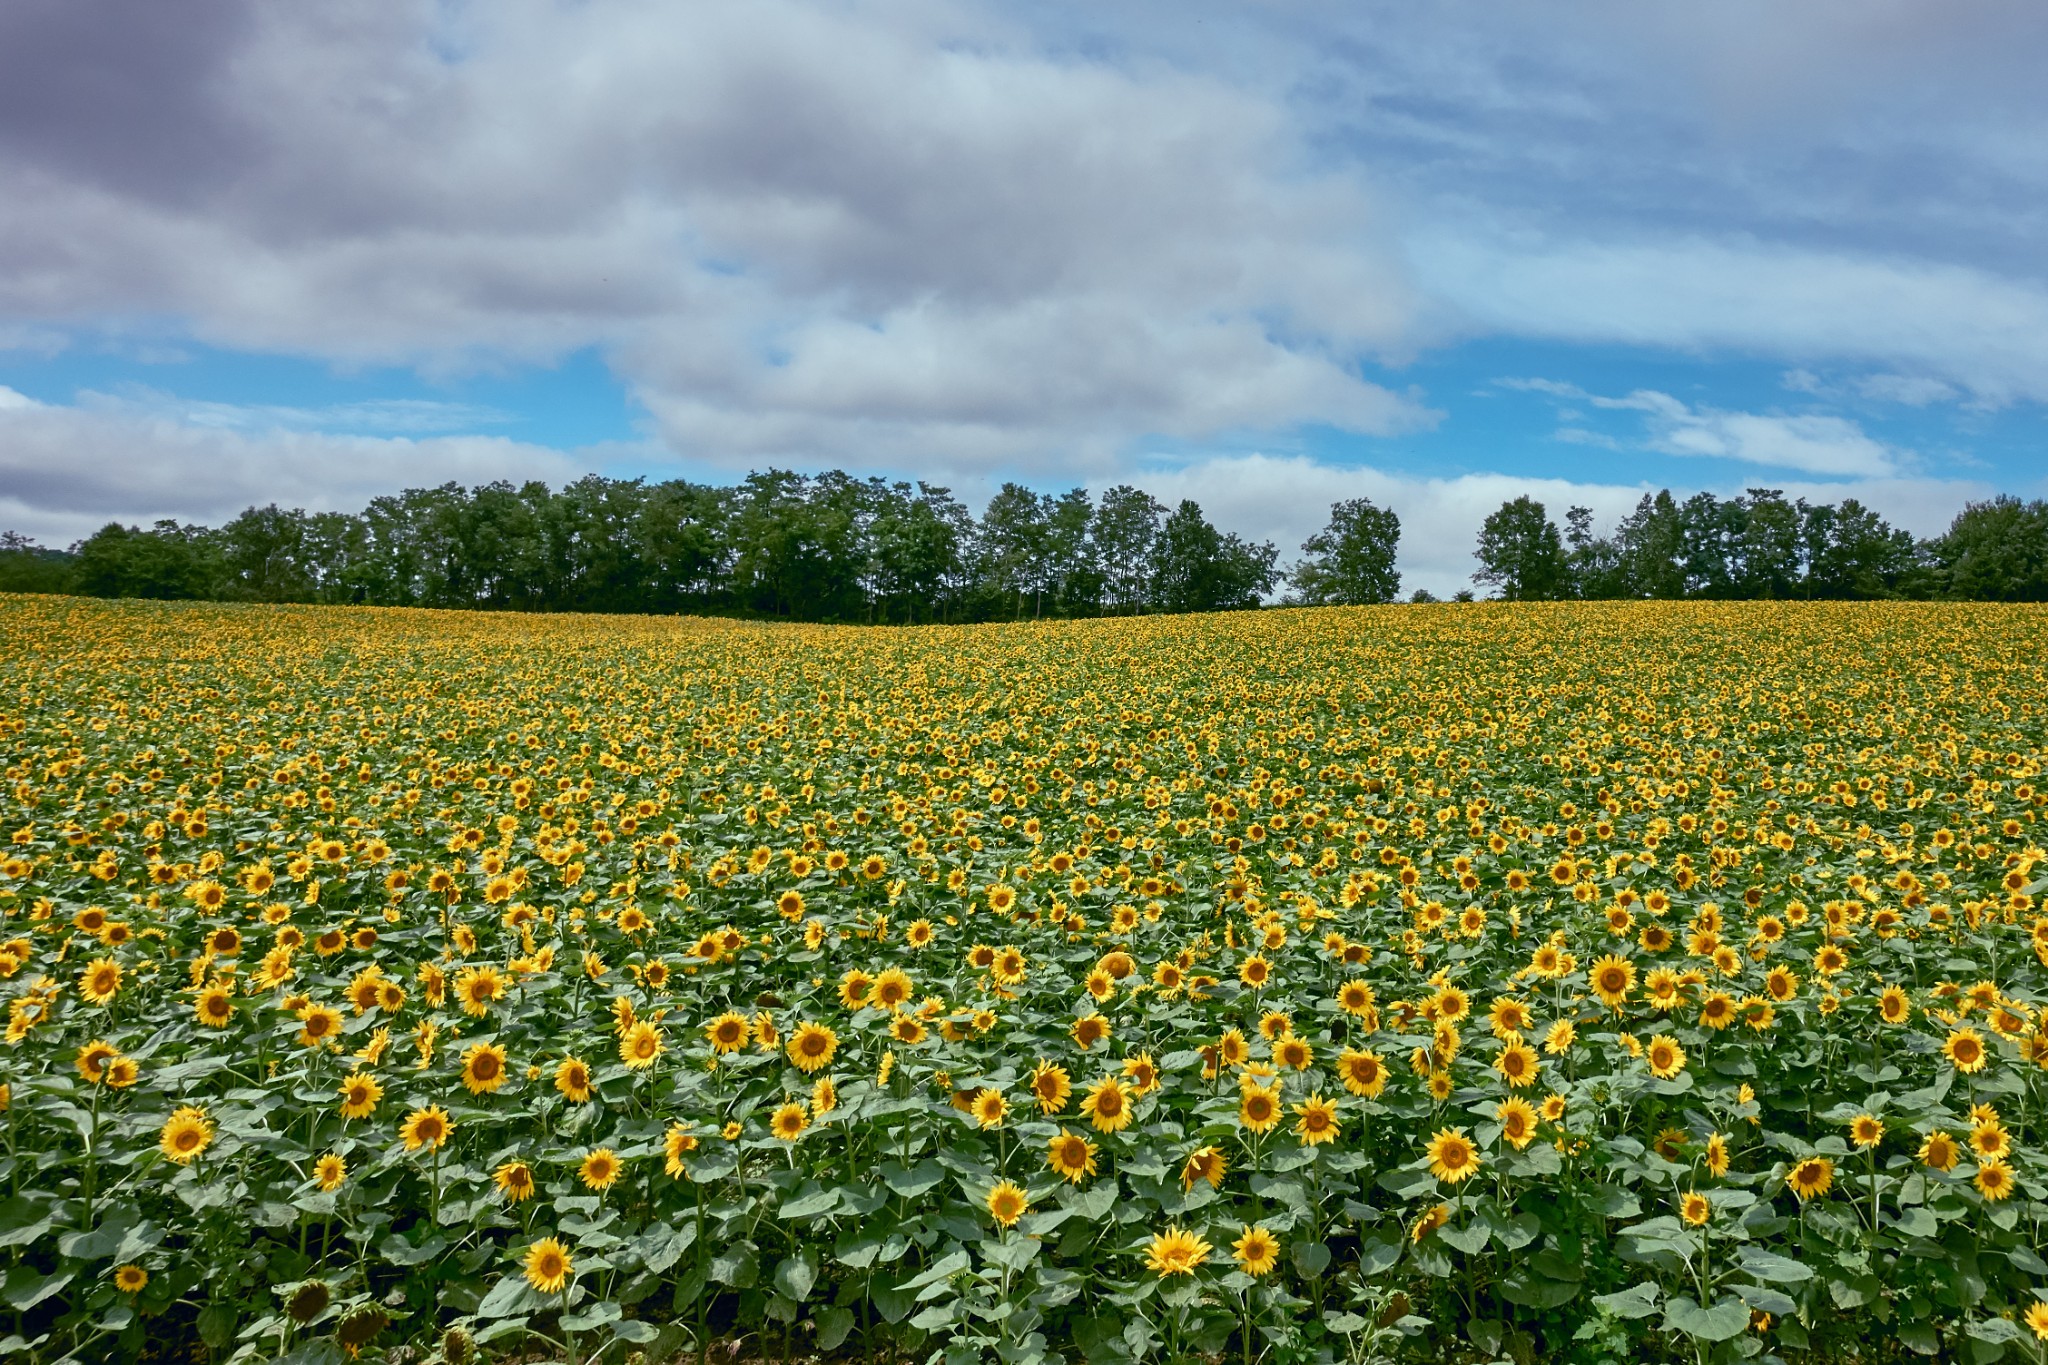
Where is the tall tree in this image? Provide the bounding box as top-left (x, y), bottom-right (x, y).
top-left (1471, 496), bottom-right (1566, 601)
top-left (1091, 486), bottom-right (1164, 615)
top-left (1152, 500), bottom-right (1277, 613)
top-left (1928, 495), bottom-right (2048, 601)
top-left (1290, 497), bottom-right (1401, 605)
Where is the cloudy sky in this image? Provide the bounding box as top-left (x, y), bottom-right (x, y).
top-left (3, 0), bottom-right (2044, 594)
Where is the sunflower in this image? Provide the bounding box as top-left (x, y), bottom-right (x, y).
top-left (872, 968), bottom-right (914, 1010)
top-left (1275, 1035), bottom-right (1314, 1071)
top-left (1144, 1225), bottom-right (1213, 1277)
top-left (400, 1106), bottom-right (453, 1152)
top-left (1918, 1131), bottom-right (1959, 1171)
top-left (786, 1022), bottom-right (839, 1073)
top-left (1542, 1019), bottom-right (1577, 1054)
top-left (1970, 1122), bottom-right (2010, 1161)
top-left (1705, 1133), bottom-right (1730, 1177)
top-left (460, 1042), bottom-right (508, 1095)
top-left (1698, 992), bottom-right (1736, 1030)
top-left (1293, 1095), bottom-right (1341, 1146)
top-left (706, 1011), bottom-right (750, 1054)
top-left (338, 1071), bottom-right (383, 1120)
top-left (619, 1021), bottom-right (663, 1069)
top-left (1849, 1114), bottom-right (1884, 1149)
top-left (579, 1147), bottom-right (623, 1191)
top-left (114, 1263), bottom-right (149, 1294)
top-left (1785, 1156), bottom-right (1834, 1201)
top-left (452, 965), bottom-right (506, 1017)
top-left (1338, 980), bottom-right (1377, 1018)
top-left (1426, 1127), bottom-right (1481, 1183)
top-left (1029, 1061), bottom-right (1072, 1114)
top-left (1071, 1013), bottom-right (1110, 1049)
top-left (159, 1106), bottom-right (214, 1165)
top-left (314, 1153), bottom-right (347, 1191)
top-left (194, 985), bottom-right (235, 1028)
top-left (1944, 1027), bottom-right (1988, 1074)
top-left (75, 1039), bottom-right (119, 1084)
top-left (771, 1101), bottom-right (810, 1142)
top-left (296, 1004), bottom-right (344, 1048)
top-left (2025, 1299), bottom-right (2048, 1344)
top-left (523, 1237), bottom-right (573, 1294)
top-left (986, 1180), bottom-right (1029, 1228)
top-left (1181, 1144), bottom-right (1227, 1191)
top-left (1081, 1076), bottom-right (1133, 1133)
top-left (1239, 1082), bottom-right (1282, 1134)
top-left (1644, 1035), bottom-right (1686, 1080)
top-left (1338, 1048), bottom-right (1389, 1098)
top-left (1496, 1097), bottom-right (1538, 1150)
top-left (1410, 1204), bottom-right (1451, 1243)
top-left (1680, 1192), bottom-right (1712, 1227)
top-left (1238, 954), bottom-right (1272, 988)
top-left (1974, 1160), bottom-right (2015, 1202)
top-left (496, 1160), bottom-right (537, 1202)
top-left (971, 1089), bottom-right (1008, 1129)
top-left (1494, 1040), bottom-right (1539, 1088)
top-left (1589, 955), bottom-right (1634, 1008)
top-left (1047, 1130), bottom-right (1098, 1184)
top-left (1232, 1225), bottom-right (1280, 1277)
top-left (79, 957), bottom-right (123, 1005)
top-left (555, 1057), bottom-right (593, 1103)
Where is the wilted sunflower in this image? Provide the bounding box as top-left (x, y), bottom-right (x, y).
top-left (524, 1237), bottom-right (573, 1294)
top-left (1047, 1130), bottom-right (1098, 1184)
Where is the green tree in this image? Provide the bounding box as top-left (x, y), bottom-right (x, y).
top-left (1471, 496), bottom-right (1566, 601)
top-left (1090, 486), bottom-right (1164, 615)
top-left (1152, 500), bottom-right (1278, 613)
top-left (1928, 495), bottom-right (2048, 601)
top-left (1289, 497), bottom-right (1400, 605)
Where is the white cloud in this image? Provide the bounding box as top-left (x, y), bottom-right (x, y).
top-left (0, 397), bottom-right (588, 547)
top-left (1502, 380), bottom-right (1905, 478)
top-left (0, 384), bottom-right (42, 411)
top-left (1420, 233), bottom-right (2048, 407)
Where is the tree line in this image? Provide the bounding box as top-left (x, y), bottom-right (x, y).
top-left (3, 472), bottom-right (2044, 618)
top-left (1464, 488), bottom-right (2048, 603)
top-left (0, 473), bottom-right (1283, 622)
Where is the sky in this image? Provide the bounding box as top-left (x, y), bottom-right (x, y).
top-left (2, 0), bottom-right (2044, 597)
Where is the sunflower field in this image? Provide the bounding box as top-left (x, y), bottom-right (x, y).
top-left (2, 594), bottom-right (2048, 1365)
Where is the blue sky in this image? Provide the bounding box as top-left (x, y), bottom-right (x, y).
top-left (3, 0), bottom-right (2044, 594)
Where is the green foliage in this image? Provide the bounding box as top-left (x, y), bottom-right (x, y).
top-left (1291, 498), bottom-right (1402, 606)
